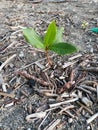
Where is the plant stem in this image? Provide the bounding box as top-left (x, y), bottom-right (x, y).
top-left (45, 48), bottom-right (52, 66)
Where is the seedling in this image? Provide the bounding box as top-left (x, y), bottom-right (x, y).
top-left (81, 21), bottom-right (88, 29)
top-left (22, 21), bottom-right (77, 65)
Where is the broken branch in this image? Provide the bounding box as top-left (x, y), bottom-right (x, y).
top-left (15, 71), bottom-right (52, 87)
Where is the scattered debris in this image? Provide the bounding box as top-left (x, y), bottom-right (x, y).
top-left (87, 113), bottom-right (98, 124)
top-left (0, 0), bottom-right (98, 129)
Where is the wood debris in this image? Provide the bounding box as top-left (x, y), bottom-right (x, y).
top-left (0, 54), bottom-right (16, 71)
top-left (26, 111), bottom-right (47, 122)
top-left (43, 119), bottom-right (61, 130)
top-left (87, 113), bottom-right (98, 124)
top-left (0, 52), bottom-right (98, 129)
top-left (15, 71), bottom-right (52, 87)
top-left (49, 97), bottom-right (79, 108)
top-left (0, 91), bottom-right (15, 98)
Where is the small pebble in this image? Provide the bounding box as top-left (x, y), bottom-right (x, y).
top-left (9, 63), bottom-right (14, 68)
top-left (19, 51), bottom-right (24, 58)
top-left (82, 109), bottom-right (85, 116)
top-left (68, 118), bottom-right (73, 123)
top-left (27, 128), bottom-right (31, 130)
top-left (87, 125), bottom-right (91, 130)
top-left (59, 76), bottom-right (65, 79)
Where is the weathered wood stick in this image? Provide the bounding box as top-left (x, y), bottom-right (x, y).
top-left (15, 71), bottom-right (52, 87)
top-left (81, 97), bottom-right (93, 107)
top-left (43, 119), bottom-right (61, 130)
top-left (0, 54), bottom-right (16, 72)
top-left (77, 101), bottom-right (93, 115)
top-left (80, 67), bottom-right (98, 73)
top-left (49, 97), bottom-right (78, 108)
top-left (0, 91), bottom-right (15, 98)
top-left (87, 113), bottom-right (98, 124)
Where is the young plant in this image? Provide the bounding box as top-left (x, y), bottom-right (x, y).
top-left (22, 21), bottom-right (77, 65)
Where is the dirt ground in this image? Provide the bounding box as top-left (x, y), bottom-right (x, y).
top-left (0, 0), bottom-right (98, 130)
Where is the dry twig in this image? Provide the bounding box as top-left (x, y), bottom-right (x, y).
top-left (83, 80), bottom-right (98, 87)
top-left (80, 67), bottom-right (98, 73)
top-left (80, 85), bottom-right (96, 93)
top-left (49, 97), bottom-right (78, 108)
top-left (62, 61), bottom-right (77, 69)
top-left (15, 71), bottom-right (52, 87)
top-left (58, 105), bottom-right (74, 114)
top-left (43, 119), bottom-right (61, 130)
top-left (87, 112), bottom-right (98, 124)
top-left (77, 101), bottom-right (93, 115)
top-left (81, 97), bottom-right (93, 107)
top-left (97, 85), bottom-right (98, 102)
top-left (77, 86), bottom-right (92, 94)
top-left (0, 91), bottom-right (15, 98)
top-left (0, 54), bottom-right (16, 71)
top-left (69, 53), bottom-right (82, 61)
top-left (26, 111), bottom-right (46, 122)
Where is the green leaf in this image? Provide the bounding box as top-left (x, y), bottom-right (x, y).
top-left (44, 21), bottom-right (56, 47)
top-left (22, 28), bottom-right (44, 49)
top-left (53, 27), bottom-right (64, 43)
top-left (90, 28), bottom-right (98, 33)
top-left (49, 42), bottom-right (77, 55)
